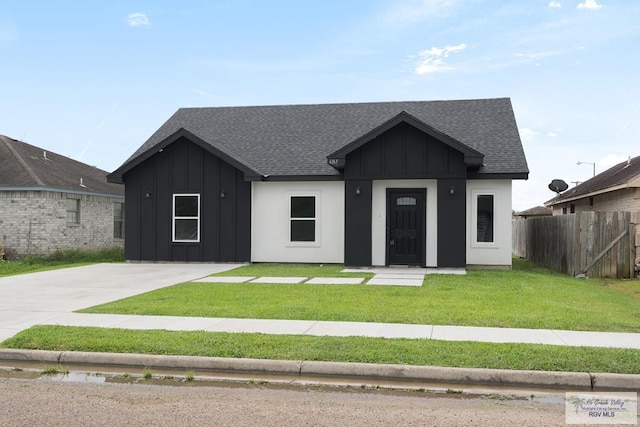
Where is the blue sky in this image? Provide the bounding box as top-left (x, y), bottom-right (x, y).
top-left (2, 0), bottom-right (639, 210)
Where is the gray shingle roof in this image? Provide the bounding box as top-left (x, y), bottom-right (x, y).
top-left (111, 98), bottom-right (528, 180)
top-left (516, 205), bottom-right (553, 216)
top-left (0, 135), bottom-right (124, 196)
top-left (546, 155), bottom-right (640, 205)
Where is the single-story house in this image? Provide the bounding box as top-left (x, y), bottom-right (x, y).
top-left (514, 205), bottom-right (552, 219)
top-left (0, 135), bottom-right (125, 258)
top-left (545, 155), bottom-right (640, 267)
top-left (545, 155), bottom-right (640, 215)
top-left (108, 98), bottom-right (529, 268)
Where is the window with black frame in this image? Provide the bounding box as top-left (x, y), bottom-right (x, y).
top-left (290, 196), bottom-right (316, 242)
top-left (476, 194), bottom-right (494, 243)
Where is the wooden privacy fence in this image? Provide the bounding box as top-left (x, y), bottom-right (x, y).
top-left (512, 211), bottom-right (637, 278)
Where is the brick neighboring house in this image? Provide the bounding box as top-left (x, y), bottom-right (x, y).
top-left (0, 135), bottom-right (124, 259)
top-left (545, 155), bottom-right (640, 266)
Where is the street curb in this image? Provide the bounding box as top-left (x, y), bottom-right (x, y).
top-left (0, 349), bottom-right (638, 391)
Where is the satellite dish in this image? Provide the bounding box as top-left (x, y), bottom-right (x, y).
top-left (548, 179), bottom-right (568, 194)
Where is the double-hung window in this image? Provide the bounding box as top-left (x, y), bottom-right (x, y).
top-left (173, 194), bottom-right (200, 242)
top-left (289, 195), bottom-right (317, 243)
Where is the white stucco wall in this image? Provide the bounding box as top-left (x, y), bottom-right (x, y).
top-left (466, 179), bottom-right (512, 266)
top-left (251, 181), bottom-right (345, 263)
top-left (371, 180), bottom-right (438, 267)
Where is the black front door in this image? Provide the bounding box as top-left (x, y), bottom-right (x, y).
top-left (387, 189), bottom-right (426, 266)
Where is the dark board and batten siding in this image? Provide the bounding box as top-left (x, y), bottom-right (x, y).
top-left (344, 122), bottom-right (466, 180)
top-left (123, 137), bottom-right (250, 262)
top-left (343, 122), bottom-right (467, 267)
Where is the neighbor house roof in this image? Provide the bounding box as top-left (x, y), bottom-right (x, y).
top-left (0, 135), bottom-right (124, 197)
top-left (109, 98), bottom-right (529, 182)
top-left (515, 205), bottom-right (553, 217)
top-left (546, 155), bottom-right (640, 206)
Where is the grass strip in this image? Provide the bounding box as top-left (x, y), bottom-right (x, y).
top-left (0, 248), bottom-right (124, 278)
top-left (2, 325), bottom-right (639, 374)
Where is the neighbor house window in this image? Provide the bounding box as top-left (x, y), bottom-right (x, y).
top-left (66, 198), bottom-right (80, 224)
top-left (113, 202), bottom-right (124, 239)
top-left (173, 194), bottom-right (200, 242)
top-left (570, 203), bottom-right (575, 214)
top-left (476, 194), bottom-right (494, 243)
top-left (290, 195), bottom-right (316, 243)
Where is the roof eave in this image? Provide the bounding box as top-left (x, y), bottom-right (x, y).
top-left (545, 182), bottom-right (635, 206)
top-left (0, 186), bottom-right (124, 198)
top-left (468, 172), bottom-right (529, 180)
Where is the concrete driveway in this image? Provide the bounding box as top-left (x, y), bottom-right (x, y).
top-left (0, 263), bottom-right (240, 342)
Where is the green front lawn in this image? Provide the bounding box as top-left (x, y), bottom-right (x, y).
top-left (3, 325), bottom-right (639, 374)
top-left (80, 258), bottom-right (640, 332)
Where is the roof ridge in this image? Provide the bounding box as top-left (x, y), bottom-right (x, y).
top-left (0, 135), bottom-right (44, 186)
top-left (176, 97), bottom-right (512, 111)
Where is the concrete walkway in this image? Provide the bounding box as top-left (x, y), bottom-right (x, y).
top-left (1, 264), bottom-right (639, 349)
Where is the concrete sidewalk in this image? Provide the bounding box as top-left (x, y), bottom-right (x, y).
top-left (39, 312), bottom-right (640, 349)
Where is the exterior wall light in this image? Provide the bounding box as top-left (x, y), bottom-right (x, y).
top-left (145, 191), bottom-right (152, 198)
top-left (449, 186), bottom-right (455, 195)
top-left (356, 186), bottom-right (361, 195)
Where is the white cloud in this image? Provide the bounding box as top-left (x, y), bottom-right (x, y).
top-left (547, 131), bottom-right (558, 138)
top-left (414, 43), bottom-right (467, 74)
top-left (127, 13), bottom-right (151, 28)
top-left (577, 0), bottom-right (603, 10)
top-left (548, 1), bottom-right (562, 8)
top-left (519, 127), bottom-right (538, 141)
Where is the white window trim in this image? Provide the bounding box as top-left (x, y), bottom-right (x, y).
top-left (172, 193), bottom-right (200, 243)
top-left (287, 192), bottom-right (320, 247)
top-left (471, 190), bottom-right (497, 248)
